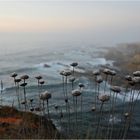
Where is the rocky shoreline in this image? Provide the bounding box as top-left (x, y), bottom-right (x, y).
top-left (104, 43), bottom-right (140, 74)
top-left (102, 43), bottom-right (140, 87)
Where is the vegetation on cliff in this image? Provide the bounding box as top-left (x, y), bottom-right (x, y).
top-left (0, 106), bottom-right (60, 139)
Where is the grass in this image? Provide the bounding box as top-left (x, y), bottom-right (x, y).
top-left (0, 106), bottom-right (60, 139)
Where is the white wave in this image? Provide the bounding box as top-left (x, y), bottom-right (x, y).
top-left (35, 61), bottom-right (86, 75)
top-left (108, 115), bottom-right (121, 124)
top-left (87, 58), bottom-right (114, 66)
top-left (116, 90), bottom-right (140, 102)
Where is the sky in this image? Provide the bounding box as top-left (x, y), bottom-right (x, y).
top-left (0, 0), bottom-right (140, 45)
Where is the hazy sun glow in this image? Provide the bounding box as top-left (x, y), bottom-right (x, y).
top-left (0, 1), bottom-right (140, 32)
top-left (0, 0), bottom-right (140, 45)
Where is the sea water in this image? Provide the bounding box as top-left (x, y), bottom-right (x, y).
top-left (0, 34), bottom-right (140, 138)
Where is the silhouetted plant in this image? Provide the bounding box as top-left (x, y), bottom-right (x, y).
top-left (72, 89), bottom-right (82, 138)
top-left (69, 76), bottom-right (76, 90)
top-left (95, 94), bottom-right (110, 138)
top-left (40, 91), bottom-right (52, 119)
top-left (20, 82), bottom-right (28, 111)
top-left (70, 62), bottom-right (78, 76)
top-left (109, 86), bottom-right (121, 138)
top-left (93, 70), bottom-right (100, 108)
top-left (0, 80), bottom-right (3, 105)
top-left (14, 78), bottom-right (21, 108)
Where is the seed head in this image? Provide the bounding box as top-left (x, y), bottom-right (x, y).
top-left (20, 75), bottom-right (29, 80)
top-left (98, 94), bottom-right (110, 102)
top-left (133, 71), bottom-right (140, 77)
top-left (11, 72), bottom-right (18, 78)
top-left (70, 62), bottom-right (78, 67)
top-left (72, 89), bottom-right (82, 96)
top-left (110, 86), bottom-right (121, 93)
top-left (35, 75), bottom-right (42, 80)
top-left (40, 91), bottom-right (51, 100)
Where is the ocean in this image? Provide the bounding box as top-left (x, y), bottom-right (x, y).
top-left (0, 34), bottom-right (140, 138)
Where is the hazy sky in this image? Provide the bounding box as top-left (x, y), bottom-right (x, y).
top-left (0, 0), bottom-right (140, 45)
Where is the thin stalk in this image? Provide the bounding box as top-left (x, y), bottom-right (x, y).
top-left (75, 96), bottom-right (78, 139)
top-left (132, 90), bottom-right (140, 112)
top-left (67, 101), bottom-right (71, 136)
top-left (109, 92), bottom-right (117, 139)
top-left (121, 91), bottom-right (140, 139)
top-left (0, 80), bottom-right (3, 106)
top-left (17, 82), bottom-right (21, 109)
top-left (126, 89), bottom-right (136, 132)
top-left (46, 100), bottom-right (50, 119)
top-left (117, 85), bottom-right (129, 139)
top-left (120, 117), bottom-right (129, 139)
top-left (59, 108), bottom-right (63, 131)
top-left (94, 75), bottom-right (97, 108)
top-left (72, 81), bottom-right (74, 90)
top-left (23, 86), bottom-right (27, 111)
top-left (106, 79), bottom-right (113, 139)
top-left (81, 93), bottom-right (83, 122)
top-left (42, 100), bottom-right (45, 115)
top-left (122, 116), bottom-right (130, 139)
top-left (65, 76), bottom-right (68, 98)
top-left (62, 76), bottom-right (65, 99)
top-left (73, 96), bottom-right (75, 133)
top-left (95, 102), bottom-right (104, 138)
top-left (73, 67), bottom-right (74, 76)
top-left (104, 75), bottom-right (108, 94)
top-left (37, 80), bottom-right (41, 107)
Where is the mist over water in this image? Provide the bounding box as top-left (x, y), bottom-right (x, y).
top-left (0, 31), bottom-right (139, 138)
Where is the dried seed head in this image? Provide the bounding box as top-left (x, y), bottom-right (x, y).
top-left (30, 99), bottom-right (34, 102)
top-left (70, 62), bottom-right (78, 67)
top-left (78, 83), bottom-right (85, 88)
top-left (21, 100), bottom-right (26, 105)
top-left (54, 105), bottom-right (59, 110)
top-left (93, 70), bottom-right (100, 76)
top-left (35, 107), bottom-right (41, 112)
top-left (60, 112), bottom-right (63, 118)
top-left (30, 108), bottom-right (34, 112)
top-left (11, 72), bottom-right (18, 78)
top-left (72, 89), bottom-right (82, 97)
top-left (35, 75), bottom-right (42, 80)
top-left (98, 94), bottom-right (110, 102)
top-left (91, 106), bottom-right (96, 112)
top-left (20, 83), bottom-right (27, 87)
top-left (39, 80), bottom-right (45, 85)
top-left (133, 71), bottom-right (140, 77)
top-left (40, 91), bottom-right (51, 100)
top-left (132, 77), bottom-right (140, 84)
top-left (103, 68), bottom-right (112, 75)
top-left (110, 70), bottom-right (116, 76)
top-left (63, 70), bottom-right (72, 76)
top-left (14, 78), bottom-right (21, 83)
top-left (20, 75), bottom-right (29, 80)
top-left (125, 75), bottom-right (132, 81)
top-left (65, 98), bottom-right (68, 103)
top-left (110, 86), bottom-right (121, 93)
top-left (128, 81), bottom-right (135, 86)
top-left (124, 112), bottom-right (130, 118)
top-left (69, 77), bottom-right (76, 82)
top-left (59, 70), bottom-right (65, 76)
top-left (96, 76), bottom-right (103, 83)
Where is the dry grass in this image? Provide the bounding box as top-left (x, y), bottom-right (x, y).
top-left (0, 106), bottom-right (60, 139)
